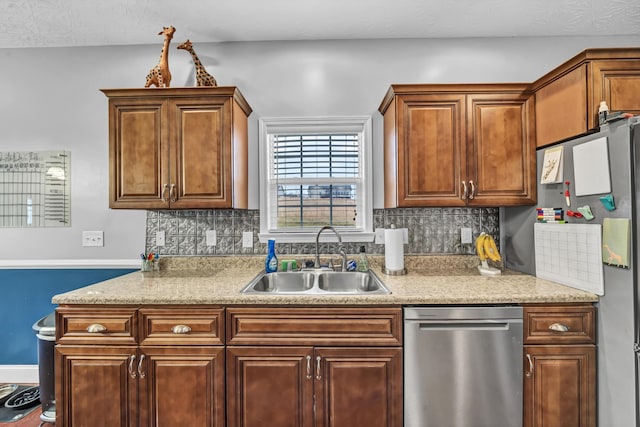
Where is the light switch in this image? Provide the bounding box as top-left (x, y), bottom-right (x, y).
top-left (156, 231), bottom-right (165, 246)
top-left (242, 231), bottom-right (253, 248)
top-left (206, 230), bottom-right (217, 246)
top-left (82, 231), bottom-right (104, 247)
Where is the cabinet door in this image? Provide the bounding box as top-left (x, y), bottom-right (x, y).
top-left (467, 93), bottom-right (536, 205)
top-left (535, 65), bottom-right (588, 147)
top-left (169, 97), bottom-right (233, 209)
top-left (56, 345), bottom-right (138, 427)
top-left (139, 346), bottom-right (225, 427)
top-left (524, 345), bottom-right (596, 427)
top-left (226, 346), bottom-right (314, 427)
top-left (315, 347), bottom-right (402, 427)
top-left (591, 59), bottom-right (640, 129)
top-left (393, 94), bottom-right (466, 207)
top-left (108, 98), bottom-right (169, 209)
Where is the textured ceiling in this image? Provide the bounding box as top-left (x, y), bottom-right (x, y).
top-left (2, 0), bottom-right (640, 48)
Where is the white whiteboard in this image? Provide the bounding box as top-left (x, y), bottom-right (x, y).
top-left (572, 136), bottom-right (611, 196)
top-left (0, 151), bottom-right (71, 227)
top-left (534, 223), bottom-right (604, 295)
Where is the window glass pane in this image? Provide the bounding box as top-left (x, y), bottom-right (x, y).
top-left (276, 184), bottom-right (357, 228)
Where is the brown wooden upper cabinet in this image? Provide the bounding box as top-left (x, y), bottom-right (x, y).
top-left (379, 84), bottom-right (536, 207)
top-left (533, 48), bottom-right (640, 148)
top-left (101, 87), bottom-right (252, 209)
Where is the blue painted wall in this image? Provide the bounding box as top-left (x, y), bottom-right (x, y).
top-left (0, 269), bottom-right (135, 364)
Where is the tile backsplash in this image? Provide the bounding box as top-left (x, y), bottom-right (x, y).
top-left (146, 207), bottom-right (499, 257)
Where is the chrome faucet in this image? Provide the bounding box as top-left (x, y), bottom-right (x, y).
top-left (314, 225), bottom-right (346, 271)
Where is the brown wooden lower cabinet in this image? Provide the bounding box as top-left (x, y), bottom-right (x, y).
top-left (226, 346), bottom-right (403, 427)
top-left (523, 304), bottom-right (597, 427)
top-left (523, 345), bottom-right (596, 427)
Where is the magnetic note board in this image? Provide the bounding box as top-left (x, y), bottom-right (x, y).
top-left (0, 151), bottom-right (71, 227)
top-left (572, 136), bottom-right (611, 196)
top-left (534, 223), bottom-right (604, 295)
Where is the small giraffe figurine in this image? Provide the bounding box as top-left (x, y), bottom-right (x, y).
top-left (145, 26), bottom-right (176, 88)
top-left (176, 40), bottom-right (218, 87)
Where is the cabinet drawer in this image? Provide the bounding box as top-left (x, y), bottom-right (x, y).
top-left (524, 305), bottom-right (595, 344)
top-left (227, 306), bottom-right (402, 346)
top-left (56, 306), bottom-right (137, 345)
top-left (139, 307), bottom-right (224, 346)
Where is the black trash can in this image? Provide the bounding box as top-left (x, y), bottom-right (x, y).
top-left (32, 313), bottom-right (56, 422)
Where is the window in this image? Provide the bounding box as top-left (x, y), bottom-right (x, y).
top-left (259, 116), bottom-right (373, 243)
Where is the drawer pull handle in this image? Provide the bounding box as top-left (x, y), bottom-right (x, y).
top-left (86, 324), bottom-right (107, 333)
top-left (161, 184), bottom-right (169, 203)
top-left (469, 180), bottom-right (475, 200)
top-left (461, 181), bottom-right (468, 200)
top-left (526, 354), bottom-right (534, 378)
top-left (171, 325), bottom-right (192, 334)
top-left (549, 323), bottom-right (570, 332)
top-left (128, 355), bottom-right (137, 379)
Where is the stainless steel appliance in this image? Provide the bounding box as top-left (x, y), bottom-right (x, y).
top-left (404, 306), bottom-right (523, 427)
top-left (503, 117), bottom-right (640, 426)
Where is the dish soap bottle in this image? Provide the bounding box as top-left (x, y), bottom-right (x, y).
top-left (357, 245), bottom-right (369, 272)
top-left (265, 239), bottom-right (278, 273)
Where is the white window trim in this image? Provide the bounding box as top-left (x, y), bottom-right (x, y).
top-left (258, 116), bottom-right (374, 243)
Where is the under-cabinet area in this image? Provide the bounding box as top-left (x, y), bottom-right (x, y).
top-left (53, 300), bottom-right (596, 427)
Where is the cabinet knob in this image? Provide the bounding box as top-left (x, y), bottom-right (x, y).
top-left (548, 323), bottom-right (570, 332)
top-left (128, 354), bottom-right (137, 379)
top-left (86, 323), bottom-right (107, 333)
top-left (461, 181), bottom-right (468, 200)
top-left (469, 180), bottom-right (475, 200)
top-left (171, 325), bottom-right (192, 334)
top-left (525, 354), bottom-right (534, 377)
top-left (169, 184), bottom-right (177, 203)
top-left (161, 184), bottom-right (169, 203)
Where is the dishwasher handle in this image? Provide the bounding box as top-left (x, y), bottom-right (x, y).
top-left (416, 321), bottom-right (515, 331)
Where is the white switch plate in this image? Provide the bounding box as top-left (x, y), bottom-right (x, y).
top-left (461, 227), bottom-right (473, 244)
top-left (402, 228), bottom-right (409, 244)
top-left (82, 231), bottom-right (104, 247)
top-left (374, 228), bottom-right (385, 244)
top-left (156, 231), bottom-right (165, 247)
top-left (206, 230), bottom-right (217, 246)
top-left (242, 231), bottom-right (253, 248)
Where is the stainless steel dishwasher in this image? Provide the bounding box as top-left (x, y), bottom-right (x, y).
top-left (404, 306), bottom-right (523, 427)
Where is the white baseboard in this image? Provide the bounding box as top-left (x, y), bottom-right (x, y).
top-left (0, 365), bottom-right (39, 384)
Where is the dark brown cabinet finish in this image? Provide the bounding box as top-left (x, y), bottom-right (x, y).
top-left (379, 84), bottom-right (535, 207)
top-left (102, 87), bottom-right (251, 209)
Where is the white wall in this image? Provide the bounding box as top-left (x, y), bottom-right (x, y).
top-left (1, 35), bottom-right (639, 262)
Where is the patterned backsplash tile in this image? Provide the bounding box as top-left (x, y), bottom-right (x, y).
top-left (146, 208), bottom-right (499, 257)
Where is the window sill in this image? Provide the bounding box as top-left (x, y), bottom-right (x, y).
top-left (258, 231), bottom-right (375, 244)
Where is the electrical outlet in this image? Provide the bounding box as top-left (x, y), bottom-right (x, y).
top-left (375, 228), bottom-right (385, 244)
top-left (461, 227), bottom-right (472, 244)
top-left (242, 231), bottom-right (253, 248)
top-left (156, 231), bottom-right (165, 246)
top-left (206, 230), bottom-right (217, 246)
top-left (82, 231), bottom-right (104, 247)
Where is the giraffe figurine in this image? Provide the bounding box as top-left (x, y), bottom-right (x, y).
top-left (176, 40), bottom-right (218, 87)
top-left (145, 26), bottom-right (176, 88)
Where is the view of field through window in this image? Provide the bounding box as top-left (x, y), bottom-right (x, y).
top-left (273, 134), bottom-right (359, 228)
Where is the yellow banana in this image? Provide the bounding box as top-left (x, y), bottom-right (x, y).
top-left (483, 234), bottom-right (502, 263)
top-left (475, 233), bottom-right (487, 261)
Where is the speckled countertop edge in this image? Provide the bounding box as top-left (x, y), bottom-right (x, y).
top-left (52, 255), bottom-right (599, 305)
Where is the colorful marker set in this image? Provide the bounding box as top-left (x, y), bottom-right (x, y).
top-left (140, 252), bottom-right (159, 262)
top-left (537, 207), bottom-right (565, 223)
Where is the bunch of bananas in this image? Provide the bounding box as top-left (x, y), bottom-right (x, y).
top-left (475, 232), bottom-right (501, 263)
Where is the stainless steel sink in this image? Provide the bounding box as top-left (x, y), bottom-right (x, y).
top-left (240, 270), bottom-right (391, 295)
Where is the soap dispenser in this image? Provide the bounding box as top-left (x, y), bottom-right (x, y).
top-left (265, 239), bottom-right (278, 273)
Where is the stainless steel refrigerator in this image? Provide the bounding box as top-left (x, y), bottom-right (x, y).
top-left (502, 117), bottom-right (640, 426)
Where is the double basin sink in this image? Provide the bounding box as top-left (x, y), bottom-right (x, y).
top-left (240, 269), bottom-right (391, 295)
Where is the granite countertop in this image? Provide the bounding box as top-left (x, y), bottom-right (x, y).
top-left (52, 255), bottom-right (598, 306)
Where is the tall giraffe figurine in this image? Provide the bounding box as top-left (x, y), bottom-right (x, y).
top-left (177, 40), bottom-right (218, 87)
top-left (145, 26), bottom-right (176, 88)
